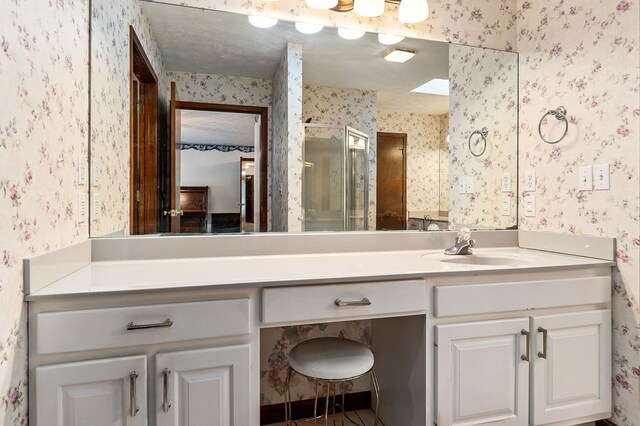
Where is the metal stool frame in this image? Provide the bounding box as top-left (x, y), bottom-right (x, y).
top-left (284, 366), bottom-right (380, 426)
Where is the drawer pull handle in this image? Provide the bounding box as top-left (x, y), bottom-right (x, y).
top-left (130, 371), bottom-right (139, 417)
top-left (520, 329), bottom-right (530, 362)
top-left (162, 368), bottom-right (172, 413)
top-left (334, 298), bottom-right (371, 307)
top-left (537, 326), bottom-right (548, 359)
top-left (126, 318), bottom-right (173, 330)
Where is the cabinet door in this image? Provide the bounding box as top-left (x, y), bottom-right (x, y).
top-left (531, 310), bottom-right (611, 425)
top-left (435, 318), bottom-right (530, 425)
top-left (36, 355), bottom-right (147, 426)
top-left (156, 344), bottom-right (251, 426)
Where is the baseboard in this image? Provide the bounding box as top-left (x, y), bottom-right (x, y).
top-left (595, 420), bottom-right (616, 426)
top-left (260, 391), bottom-right (371, 425)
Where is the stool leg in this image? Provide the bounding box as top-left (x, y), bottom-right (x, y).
top-left (340, 383), bottom-right (345, 426)
top-left (314, 380), bottom-right (319, 425)
top-left (370, 369), bottom-right (380, 426)
top-left (324, 382), bottom-right (330, 426)
top-left (284, 367), bottom-right (293, 425)
top-left (332, 382), bottom-right (336, 426)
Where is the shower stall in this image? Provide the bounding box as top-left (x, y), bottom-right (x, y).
top-left (302, 124), bottom-right (369, 232)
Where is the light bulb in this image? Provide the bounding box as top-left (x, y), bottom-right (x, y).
top-left (398, 0), bottom-right (429, 24)
top-left (306, 0), bottom-right (338, 9)
top-left (295, 22), bottom-right (324, 34)
top-left (337, 28), bottom-right (366, 40)
top-left (378, 33), bottom-right (405, 45)
top-left (248, 15), bottom-right (278, 28)
top-left (353, 0), bottom-right (385, 17)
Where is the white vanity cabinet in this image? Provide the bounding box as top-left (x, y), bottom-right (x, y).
top-left (29, 294), bottom-right (258, 426)
top-left (432, 273), bottom-right (612, 426)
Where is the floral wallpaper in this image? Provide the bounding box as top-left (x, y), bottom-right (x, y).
top-left (439, 114), bottom-right (450, 212)
top-left (517, 0), bottom-right (639, 424)
top-left (271, 43), bottom-right (304, 232)
top-left (303, 85), bottom-right (378, 228)
top-left (260, 321), bottom-right (371, 405)
top-left (149, 0), bottom-right (517, 51)
top-left (90, 0), bottom-right (168, 237)
top-left (0, 0), bottom-right (90, 423)
top-left (378, 111), bottom-right (449, 215)
top-left (448, 44), bottom-right (518, 229)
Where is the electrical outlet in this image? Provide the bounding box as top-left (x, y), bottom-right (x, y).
top-left (501, 172), bottom-right (511, 192)
top-left (525, 195), bottom-right (536, 217)
top-left (466, 177), bottom-right (475, 194)
top-left (92, 193), bottom-right (99, 221)
top-left (593, 164), bottom-right (610, 190)
top-left (459, 178), bottom-right (467, 194)
top-left (524, 170), bottom-right (536, 192)
top-left (578, 165), bottom-right (593, 191)
top-left (91, 160), bottom-right (101, 187)
top-left (77, 192), bottom-right (87, 223)
top-left (501, 196), bottom-right (511, 216)
top-left (77, 156), bottom-right (86, 186)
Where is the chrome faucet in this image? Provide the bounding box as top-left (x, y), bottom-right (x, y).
top-left (445, 227), bottom-right (475, 255)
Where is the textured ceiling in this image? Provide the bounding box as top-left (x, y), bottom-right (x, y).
top-left (142, 1), bottom-right (449, 114)
top-left (181, 110), bottom-right (257, 146)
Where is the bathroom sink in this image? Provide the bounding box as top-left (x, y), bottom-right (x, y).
top-left (422, 250), bottom-right (539, 267)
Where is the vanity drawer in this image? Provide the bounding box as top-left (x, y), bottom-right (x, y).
top-left (433, 276), bottom-right (610, 317)
top-left (36, 298), bottom-right (250, 355)
top-left (262, 280), bottom-right (426, 325)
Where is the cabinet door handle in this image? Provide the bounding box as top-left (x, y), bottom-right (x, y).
top-left (162, 368), bottom-right (172, 413)
top-left (537, 326), bottom-right (548, 359)
top-left (127, 318), bottom-right (173, 330)
top-left (520, 329), bottom-right (530, 362)
top-left (334, 298), bottom-right (371, 307)
top-left (130, 371), bottom-right (139, 417)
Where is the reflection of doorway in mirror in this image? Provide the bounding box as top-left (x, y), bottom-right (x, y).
top-left (177, 107), bottom-right (265, 234)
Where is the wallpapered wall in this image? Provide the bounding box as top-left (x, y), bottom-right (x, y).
top-left (90, 0), bottom-right (168, 237)
top-left (303, 85), bottom-right (378, 228)
top-left (517, 1), bottom-right (640, 424)
top-left (271, 43), bottom-right (304, 232)
top-left (378, 111), bottom-right (449, 214)
top-left (448, 44), bottom-right (518, 229)
top-left (439, 114), bottom-right (450, 212)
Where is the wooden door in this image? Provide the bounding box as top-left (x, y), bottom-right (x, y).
top-left (376, 132), bottom-right (406, 230)
top-left (435, 318), bottom-right (530, 425)
top-left (531, 310), bottom-right (611, 425)
top-left (169, 82), bottom-right (181, 232)
top-left (36, 355), bottom-right (147, 426)
top-left (155, 345), bottom-right (251, 426)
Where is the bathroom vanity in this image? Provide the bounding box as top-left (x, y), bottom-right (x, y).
top-left (25, 231), bottom-right (615, 426)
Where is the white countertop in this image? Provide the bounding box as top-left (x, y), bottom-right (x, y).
top-left (26, 247), bottom-right (614, 300)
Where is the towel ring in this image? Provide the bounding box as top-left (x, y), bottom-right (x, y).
top-left (468, 127), bottom-right (489, 157)
top-left (538, 106), bottom-right (568, 144)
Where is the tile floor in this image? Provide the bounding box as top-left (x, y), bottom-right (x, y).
top-left (265, 409), bottom-right (380, 426)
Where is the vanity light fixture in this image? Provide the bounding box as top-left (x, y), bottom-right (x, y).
top-left (248, 15), bottom-right (279, 28)
top-left (295, 22), bottom-right (324, 34)
top-left (383, 47), bottom-right (417, 63)
top-left (411, 78), bottom-right (449, 95)
top-left (306, 0), bottom-right (339, 9)
top-left (338, 28), bottom-right (366, 40)
top-left (353, 0), bottom-right (385, 17)
top-left (397, 0), bottom-right (429, 23)
top-left (378, 33), bottom-right (405, 45)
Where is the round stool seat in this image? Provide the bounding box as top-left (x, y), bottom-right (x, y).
top-left (289, 337), bottom-right (374, 381)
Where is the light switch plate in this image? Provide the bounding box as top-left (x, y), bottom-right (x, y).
top-left (91, 193), bottom-right (99, 221)
top-left (593, 163), bottom-right (610, 190)
top-left (524, 170), bottom-right (536, 192)
top-left (525, 195), bottom-right (536, 217)
top-left (459, 178), bottom-right (467, 194)
top-left (466, 176), bottom-right (475, 194)
top-left (578, 165), bottom-right (593, 191)
top-left (501, 172), bottom-right (512, 192)
top-left (77, 192), bottom-right (87, 223)
top-left (501, 196), bottom-right (511, 216)
top-left (91, 160), bottom-right (101, 187)
top-left (77, 156), bottom-right (86, 186)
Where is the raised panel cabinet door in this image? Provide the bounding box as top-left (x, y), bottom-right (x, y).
top-left (435, 318), bottom-right (530, 425)
top-left (35, 355), bottom-right (147, 426)
top-left (531, 310), bottom-right (611, 425)
top-left (156, 344), bottom-right (251, 426)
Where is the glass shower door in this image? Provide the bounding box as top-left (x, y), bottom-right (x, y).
top-left (346, 127), bottom-right (369, 231)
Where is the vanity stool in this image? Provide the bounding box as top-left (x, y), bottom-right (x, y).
top-left (284, 337), bottom-right (380, 425)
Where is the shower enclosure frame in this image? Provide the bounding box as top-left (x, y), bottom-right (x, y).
top-left (301, 123), bottom-right (369, 232)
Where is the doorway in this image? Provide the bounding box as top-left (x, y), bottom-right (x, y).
top-left (376, 132), bottom-right (407, 230)
top-left (129, 27), bottom-right (159, 234)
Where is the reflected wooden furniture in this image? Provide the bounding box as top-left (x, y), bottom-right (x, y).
top-left (179, 186), bottom-right (208, 233)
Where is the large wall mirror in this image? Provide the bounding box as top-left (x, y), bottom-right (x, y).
top-left (89, 0), bottom-right (518, 237)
